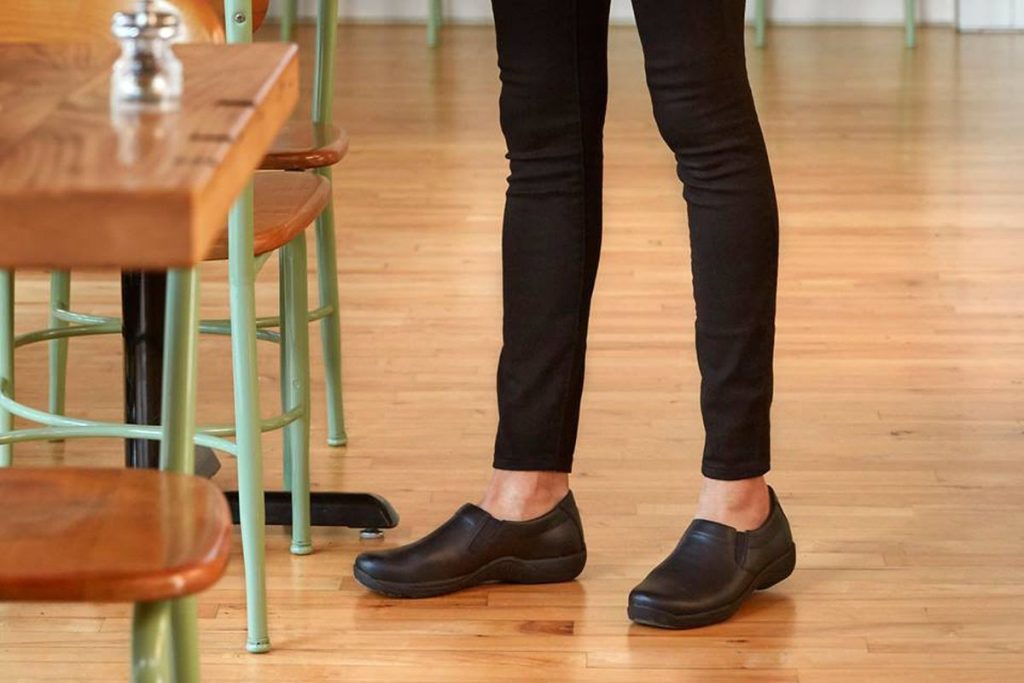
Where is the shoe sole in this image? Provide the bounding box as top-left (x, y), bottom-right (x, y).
top-left (627, 543), bottom-right (796, 630)
top-left (353, 550), bottom-right (588, 599)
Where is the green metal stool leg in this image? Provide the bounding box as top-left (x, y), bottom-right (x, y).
top-left (224, 1), bottom-right (271, 654)
top-left (280, 0), bottom-right (297, 42)
top-left (170, 597), bottom-right (200, 683)
top-left (0, 270), bottom-right (12, 467)
top-left (279, 254), bottom-right (292, 494)
top-left (755, 0), bottom-right (767, 48)
top-left (281, 234), bottom-right (312, 555)
top-left (48, 271), bottom-right (70, 425)
top-left (158, 267), bottom-right (202, 681)
top-left (905, 0), bottom-right (917, 48)
top-left (159, 267), bottom-right (199, 476)
top-left (427, 0), bottom-right (443, 48)
top-left (132, 600), bottom-right (173, 683)
top-left (314, 171), bottom-right (347, 448)
top-left (228, 182), bottom-right (271, 654)
top-left (311, 0), bottom-right (348, 448)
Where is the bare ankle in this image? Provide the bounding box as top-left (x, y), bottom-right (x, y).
top-left (695, 476), bottom-right (771, 531)
top-left (479, 469), bottom-right (570, 521)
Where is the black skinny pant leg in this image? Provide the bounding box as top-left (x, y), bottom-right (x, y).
top-left (632, 0), bottom-right (779, 480)
top-left (491, 0), bottom-right (611, 473)
top-left (491, 0), bottom-right (779, 480)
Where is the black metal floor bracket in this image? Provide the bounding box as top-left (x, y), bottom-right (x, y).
top-left (223, 490), bottom-right (400, 530)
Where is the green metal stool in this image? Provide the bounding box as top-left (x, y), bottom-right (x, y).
top-left (754, 0), bottom-right (918, 49)
top-left (280, 0), bottom-right (443, 48)
top-left (428, 0), bottom-right (443, 48)
top-left (2, 257), bottom-right (227, 681)
top-left (53, 0), bottom-right (351, 451)
top-left (1, 261), bottom-right (209, 682)
top-left (0, 467), bottom-right (232, 683)
top-left (34, 1), bottom-right (329, 653)
top-left (274, 0), bottom-right (351, 448)
top-left (1, 1), bottom-right (306, 656)
top-left (5, 218), bottom-right (316, 655)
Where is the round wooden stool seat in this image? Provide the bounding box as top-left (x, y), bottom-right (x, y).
top-left (261, 122), bottom-right (349, 171)
top-left (0, 468), bottom-right (231, 603)
top-left (205, 171), bottom-right (331, 261)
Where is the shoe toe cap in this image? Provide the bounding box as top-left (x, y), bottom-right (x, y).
top-left (629, 579), bottom-right (707, 615)
top-left (627, 585), bottom-right (659, 609)
top-left (354, 551), bottom-right (392, 581)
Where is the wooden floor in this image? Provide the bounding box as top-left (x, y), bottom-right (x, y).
top-left (2, 23), bottom-right (1023, 682)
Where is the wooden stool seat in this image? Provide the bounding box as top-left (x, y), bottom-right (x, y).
top-left (205, 171), bottom-right (331, 261)
top-left (261, 121), bottom-right (350, 171)
top-left (0, 468), bottom-right (231, 603)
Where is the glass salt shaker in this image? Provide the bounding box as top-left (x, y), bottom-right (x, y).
top-left (110, 0), bottom-right (183, 110)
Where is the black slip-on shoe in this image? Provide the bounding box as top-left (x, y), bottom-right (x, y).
top-left (628, 486), bottom-right (796, 629)
top-left (353, 491), bottom-right (586, 598)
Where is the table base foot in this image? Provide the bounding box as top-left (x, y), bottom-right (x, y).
top-left (223, 490), bottom-right (399, 529)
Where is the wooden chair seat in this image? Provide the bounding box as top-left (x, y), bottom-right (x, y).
top-left (0, 468), bottom-right (231, 603)
top-left (205, 171), bottom-right (331, 261)
top-left (261, 121), bottom-right (350, 171)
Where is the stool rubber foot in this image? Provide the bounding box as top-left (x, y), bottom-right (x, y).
top-left (246, 638), bottom-right (271, 654)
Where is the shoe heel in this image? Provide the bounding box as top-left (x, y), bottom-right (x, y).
top-left (505, 550), bottom-right (587, 585)
top-left (755, 544), bottom-right (796, 590)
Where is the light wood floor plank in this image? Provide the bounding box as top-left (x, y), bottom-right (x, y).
top-left (1, 23), bottom-right (1021, 682)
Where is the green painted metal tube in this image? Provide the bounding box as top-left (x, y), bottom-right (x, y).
top-left (52, 308), bottom-right (116, 326)
top-left (280, 0), bottom-right (298, 42)
top-left (315, 168), bottom-right (347, 447)
top-left (312, 0), bottom-right (338, 126)
top-left (278, 249), bottom-right (292, 493)
top-left (170, 597), bottom-right (200, 683)
top-left (224, 1), bottom-right (271, 653)
top-left (15, 321), bottom-right (121, 347)
top-left (428, 0), bottom-right (443, 48)
top-left (200, 303), bottom-right (332, 332)
top-left (905, 0), bottom-right (917, 48)
top-left (309, 1), bottom-right (348, 447)
top-left (131, 600), bottom-right (173, 683)
top-left (226, 179), bottom-right (271, 654)
top-left (0, 380), bottom-right (236, 454)
top-left (48, 271), bottom-right (70, 421)
top-left (225, 0), bottom-right (253, 43)
top-left (304, 304), bottom-right (333, 323)
top-left (198, 320), bottom-right (280, 343)
top-left (159, 268), bottom-right (200, 476)
top-left (0, 425), bottom-right (236, 454)
top-left (0, 270), bottom-right (12, 467)
top-left (281, 234), bottom-right (312, 554)
top-left (199, 405), bottom-right (301, 438)
top-left (253, 251), bottom-right (274, 275)
top-left (755, 0), bottom-right (767, 48)
top-left (50, 300), bottom-right (329, 336)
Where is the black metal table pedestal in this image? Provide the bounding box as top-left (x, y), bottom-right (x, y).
top-left (120, 271), bottom-right (398, 534)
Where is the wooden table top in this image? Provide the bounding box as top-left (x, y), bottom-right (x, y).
top-left (0, 42), bottom-right (298, 270)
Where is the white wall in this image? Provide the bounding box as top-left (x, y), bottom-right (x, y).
top-left (738, 0), bottom-right (954, 25)
top-left (279, 0), bottom-right (1021, 31)
top-left (958, 0), bottom-right (1024, 29)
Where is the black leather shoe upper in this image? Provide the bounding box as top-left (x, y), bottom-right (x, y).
top-left (355, 491), bottom-right (586, 585)
top-left (629, 487), bottom-right (794, 619)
